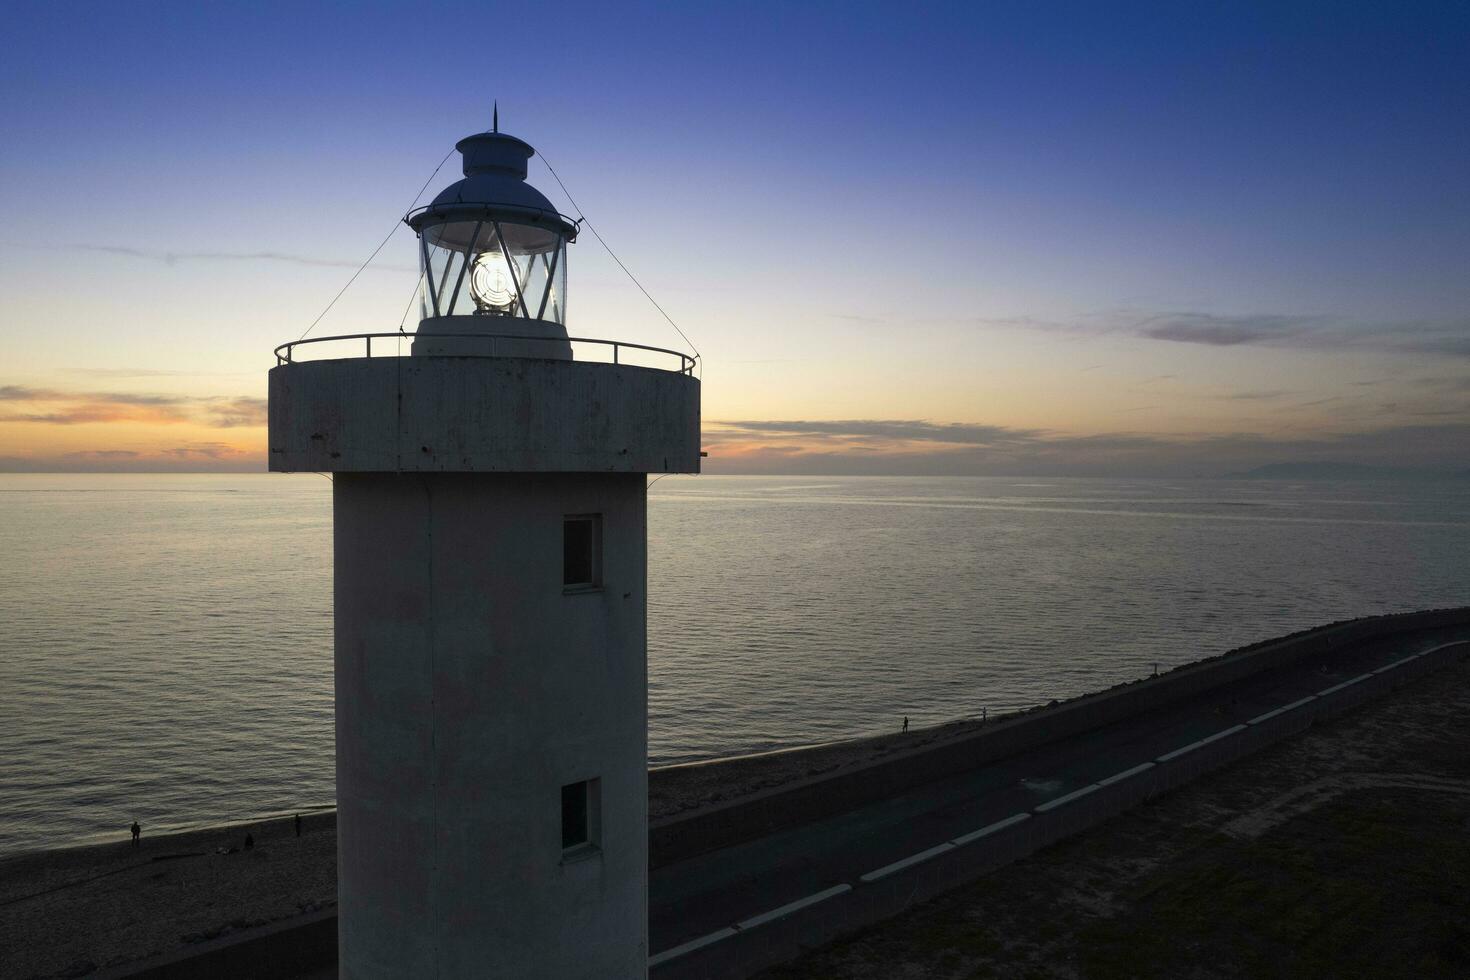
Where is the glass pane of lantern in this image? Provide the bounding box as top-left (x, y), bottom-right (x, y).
top-left (520, 251), bottom-right (550, 319)
top-left (547, 243), bottom-right (567, 324)
top-left (418, 238), bottom-right (454, 317)
top-left (419, 220), bottom-right (566, 320)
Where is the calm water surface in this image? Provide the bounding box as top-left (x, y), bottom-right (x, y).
top-left (2, 473), bottom-right (1467, 853)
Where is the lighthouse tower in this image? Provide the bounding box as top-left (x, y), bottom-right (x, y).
top-left (268, 123), bottom-right (700, 979)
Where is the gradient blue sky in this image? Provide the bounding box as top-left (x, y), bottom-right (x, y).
top-left (2, 1), bottom-right (1467, 474)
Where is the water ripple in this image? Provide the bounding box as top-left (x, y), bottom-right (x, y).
top-left (1, 472), bottom-right (1467, 853)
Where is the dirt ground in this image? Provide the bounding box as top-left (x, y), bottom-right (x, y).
top-left (756, 652), bottom-right (1470, 980)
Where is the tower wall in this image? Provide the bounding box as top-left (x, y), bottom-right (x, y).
top-left (270, 120), bottom-right (698, 978)
top-left (333, 471), bottom-right (649, 979)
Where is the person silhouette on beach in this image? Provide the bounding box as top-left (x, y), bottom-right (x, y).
top-left (244, 832), bottom-right (254, 850)
top-left (902, 716), bottom-right (909, 733)
top-left (130, 821), bottom-right (140, 848)
top-left (294, 814), bottom-right (302, 838)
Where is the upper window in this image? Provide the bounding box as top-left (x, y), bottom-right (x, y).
top-left (563, 515), bottom-right (601, 590)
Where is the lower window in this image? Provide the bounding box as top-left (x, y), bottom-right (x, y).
top-left (561, 778), bottom-right (601, 854)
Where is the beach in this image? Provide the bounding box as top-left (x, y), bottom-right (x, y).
top-left (1, 717), bottom-right (1003, 980)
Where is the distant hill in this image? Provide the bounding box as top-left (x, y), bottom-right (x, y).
top-left (1227, 462), bottom-right (1449, 480)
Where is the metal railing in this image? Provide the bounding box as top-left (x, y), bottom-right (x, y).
top-left (273, 332), bottom-right (696, 376)
top-left (405, 202), bottom-right (581, 238)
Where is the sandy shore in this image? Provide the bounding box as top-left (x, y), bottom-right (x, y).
top-left (0, 812), bottom-right (337, 980)
top-left (3, 710), bottom-right (1044, 979)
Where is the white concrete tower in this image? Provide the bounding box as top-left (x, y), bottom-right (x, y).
top-left (268, 122), bottom-right (700, 979)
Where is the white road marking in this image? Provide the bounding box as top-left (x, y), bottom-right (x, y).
top-left (649, 927), bottom-right (739, 966)
top-left (1411, 640), bottom-right (1468, 659)
top-left (1097, 761), bottom-right (1156, 787)
top-left (1035, 782), bottom-right (1101, 812)
top-left (734, 884), bottom-right (853, 930)
top-left (1156, 723), bottom-right (1247, 762)
top-left (1317, 673), bottom-right (1373, 697)
top-left (1246, 695), bottom-right (1317, 725)
top-left (858, 844), bottom-right (956, 883)
top-left (949, 812), bottom-right (1031, 846)
top-left (1373, 655), bottom-right (1421, 674)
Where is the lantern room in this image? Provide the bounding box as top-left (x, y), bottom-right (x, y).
top-left (405, 126), bottom-right (579, 357)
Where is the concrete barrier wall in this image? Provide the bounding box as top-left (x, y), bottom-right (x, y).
top-left (649, 607), bottom-right (1470, 868)
top-left (97, 909), bottom-right (336, 980)
top-left (652, 637), bottom-right (1469, 980)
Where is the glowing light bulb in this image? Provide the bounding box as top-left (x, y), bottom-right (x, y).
top-left (470, 252), bottom-right (516, 312)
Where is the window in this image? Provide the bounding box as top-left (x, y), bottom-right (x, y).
top-left (563, 514), bottom-right (601, 590)
top-left (561, 778), bottom-right (600, 855)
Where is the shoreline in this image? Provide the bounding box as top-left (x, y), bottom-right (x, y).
top-left (4, 608), bottom-right (1447, 867)
top-left (4, 609), bottom-right (1463, 980)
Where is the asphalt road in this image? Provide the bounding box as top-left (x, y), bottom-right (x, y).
top-left (647, 624), bottom-right (1470, 956)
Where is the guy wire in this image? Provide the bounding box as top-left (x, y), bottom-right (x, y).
top-left (297, 147), bottom-right (456, 342)
top-left (539, 151), bottom-right (702, 364)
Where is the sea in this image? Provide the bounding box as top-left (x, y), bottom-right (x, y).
top-left (2, 473), bottom-right (1467, 854)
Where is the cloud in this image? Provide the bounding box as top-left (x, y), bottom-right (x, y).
top-left (1, 385), bottom-right (188, 407)
top-left (980, 309), bottom-right (1470, 360)
top-left (24, 242), bottom-right (417, 273)
top-left (1138, 313), bottom-right (1470, 358)
top-left (0, 386), bottom-right (266, 428)
top-left (0, 448), bottom-right (263, 472)
top-left (971, 314), bottom-right (1078, 334)
top-left (713, 419), bottom-right (1042, 447)
top-left (0, 385), bottom-right (59, 401)
top-left (1136, 313), bottom-right (1322, 347)
top-left (161, 443), bottom-right (241, 459)
top-left (701, 418), bottom-right (1470, 476)
top-left (61, 368), bottom-right (203, 379)
top-left (1222, 390), bottom-right (1290, 401)
top-left (1416, 375), bottom-right (1470, 391)
top-left (205, 397), bottom-right (268, 428)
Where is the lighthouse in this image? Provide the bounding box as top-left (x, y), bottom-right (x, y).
top-left (268, 122), bottom-right (700, 978)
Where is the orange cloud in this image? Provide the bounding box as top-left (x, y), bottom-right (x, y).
top-left (700, 419), bottom-right (1470, 476)
top-left (0, 384), bottom-right (267, 470)
top-left (0, 386), bottom-right (265, 428)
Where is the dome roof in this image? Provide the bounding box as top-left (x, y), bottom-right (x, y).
top-left (406, 131), bottom-right (578, 241)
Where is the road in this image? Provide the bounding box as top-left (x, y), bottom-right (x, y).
top-left (647, 625), bottom-right (1470, 959)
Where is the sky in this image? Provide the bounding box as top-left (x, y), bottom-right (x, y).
top-left (2, 0), bottom-right (1467, 476)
